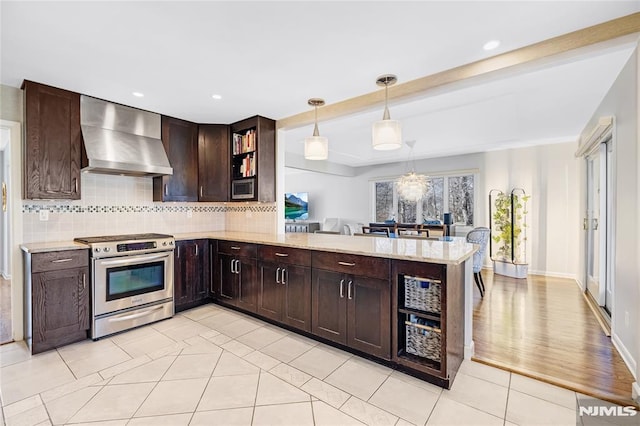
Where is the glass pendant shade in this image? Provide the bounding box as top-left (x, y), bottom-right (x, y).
top-left (304, 98), bottom-right (328, 160)
top-left (397, 171), bottom-right (428, 201)
top-left (372, 118), bottom-right (402, 150)
top-left (304, 135), bottom-right (328, 160)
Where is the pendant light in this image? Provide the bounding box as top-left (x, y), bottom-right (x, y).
top-left (372, 74), bottom-right (402, 151)
top-left (397, 140), bottom-right (428, 201)
top-left (304, 98), bottom-right (328, 160)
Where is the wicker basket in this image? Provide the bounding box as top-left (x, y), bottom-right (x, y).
top-left (405, 323), bottom-right (441, 362)
top-left (404, 277), bottom-right (441, 313)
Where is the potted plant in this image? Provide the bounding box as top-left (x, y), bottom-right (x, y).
top-left (489, 188), bottom-right (529, 278)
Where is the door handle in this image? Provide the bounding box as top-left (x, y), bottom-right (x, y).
top-left (281, 268), bottom-right (286, 285)
top-left (276, 267), bottom-right (281, 283)
top-left (347, 280), bottom-right (353, 300)
top-left (583, 218), bottom-right (588, 230)
top-left (593, 218), bottom-right (599, 230)
top-left (339, 279), bottom-right (345, 298)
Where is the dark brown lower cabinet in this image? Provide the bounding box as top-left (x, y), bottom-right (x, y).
top-left (174, 239), bottom-right (210, 312)
top-left (312, 269), bottom-right (391, 359)
top-left (216, 253), bottom-right (257, 313)
top-left (258, 261), bottom-right (311, 332)
top-left (26, 250), bottom-right (89, 354)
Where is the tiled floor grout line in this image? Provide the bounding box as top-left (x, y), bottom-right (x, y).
top-left (192, 344), bottom-right (224, 416)
top-left (250, 369), bottom-right (262, 425)
top-left (502, 372), bottom-right (512, 426)
top-left (422, 383), bottom-right (444, 426)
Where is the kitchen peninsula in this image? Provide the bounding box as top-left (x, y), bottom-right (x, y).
top-left (22, 231), bottom-right (476, 389)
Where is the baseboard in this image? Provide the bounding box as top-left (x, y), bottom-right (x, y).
top-left (0, 272), bottom-right (10, 280)
top-left (612, 332), bottom-right (637, 381)
top-left (582, 289), bottom-right (611, 336)
top-left (527, 269), bottom-right (578, 280)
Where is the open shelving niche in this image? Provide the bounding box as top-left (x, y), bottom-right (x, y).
top-left (232, 127), bottom-right (257, 179)
top-left (396, 273), bottom-right (444, 374)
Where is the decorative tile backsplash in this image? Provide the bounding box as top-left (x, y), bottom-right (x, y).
top-left (22, 173), bottom-right (277, 243)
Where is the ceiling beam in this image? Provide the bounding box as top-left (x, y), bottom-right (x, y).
top-left (276, 12), bottom-right (640, 131)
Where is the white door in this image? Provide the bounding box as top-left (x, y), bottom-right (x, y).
top-left (586, 143), bottom-right (608, 311)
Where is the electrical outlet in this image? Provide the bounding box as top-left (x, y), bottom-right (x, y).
top-left (39, 209), bottom-right (49, 221)
top-left (625, 311), bottom-right (630, 327)
top-left (186, 209), bottom-right (193, 219)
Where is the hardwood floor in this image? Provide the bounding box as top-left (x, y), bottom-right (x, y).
top-left (472, 270), bottom-right (636, 407)
top-left (0, 276), bottom-right (11, 344)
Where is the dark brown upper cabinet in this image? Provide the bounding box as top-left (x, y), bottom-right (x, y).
top-left (153, 116), bottom-right (198, 202)
top-left (198, 124), bottom-right (230, 202)
top-left (23, 80), bottom-right (82, 200)
top-left (230, 116), bottom-right (275, 202)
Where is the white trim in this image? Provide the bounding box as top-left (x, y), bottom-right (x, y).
top-left (526, 269), bottom-right (578, 280)
top-left (0, 119), bottom-right (23, 342)
top-left (612, 332), bottom-right (637, 380)
top-left (575, 116), bottom-right (613, 157)
top-left (632, 382), bottom-right (640, 402)
top-left (1, 272), bottom-right (11, 280)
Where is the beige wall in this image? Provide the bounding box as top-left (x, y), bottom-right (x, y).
top-left (0, 85), bottom-right (23, 124)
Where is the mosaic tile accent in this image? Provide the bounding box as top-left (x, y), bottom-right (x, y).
top-left (22, 204), bottom-right (276, 214)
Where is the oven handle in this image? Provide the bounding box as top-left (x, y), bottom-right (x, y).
top-left (107, 305), bottom-right (165, 322)
top-left (98, 253), bottom-right (170, 266)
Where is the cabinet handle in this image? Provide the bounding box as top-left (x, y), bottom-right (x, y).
top-left (52, 258), bottom-right (73, 263)
top-left (237, 260), bottom-right (241, 275)
top-left (338, 261), bottom-right (355, 267)
top-left (195, 244), bottom-right (199, 257)
top-left (82, 273), bottom-right (86, 289)
top-left (200, 186), bottom-right (203, 198)
top-left (339, 279), bottom-right (345, 298)
top-left (231, 246), bottom-right (241, 250)
top-left (281, 268), bottom-right (286, 285)
top-left (74, 178), bottom-right (78, 194)
top-left (164, 184), bottom-right (168, 196)
top-left (275, 253), bottom-right (289, 257)
top-left (276, 267), bottom-right (281, 283)
top-left (347, 280), bottom-right (353, 300)
top-left (231, 259), bottom-right (236, 273)
top-left (177, 246), bottom-right (180, 258)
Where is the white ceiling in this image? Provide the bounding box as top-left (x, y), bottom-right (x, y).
top-left (1, 1), bottom-right (639, 168)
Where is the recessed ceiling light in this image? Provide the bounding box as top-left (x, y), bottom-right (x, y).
top-left (483, 40), bottom-right (500, 51)
top-left (132, 92), bottom-right (144, 97)
top-left (211, 94), bottom-right (222, 100)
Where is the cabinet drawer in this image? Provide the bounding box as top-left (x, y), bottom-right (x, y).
top-left (32, 250), bottom-right (89, 273)
top-left (312, 251), bottom-right (390, 280)
top-left (392, 260), bottom-right (444, 282)
top-left (258, 245), bottom-right (311, 266)
top-left (217, 240), bottom-right (257, 258)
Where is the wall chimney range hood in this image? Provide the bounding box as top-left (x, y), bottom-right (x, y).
top-left (80, 95), bottom-right (173, 177)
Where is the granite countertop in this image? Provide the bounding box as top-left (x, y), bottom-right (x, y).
top-left (175, 231), bottom-right (476, 265)
top-left (21, 241), bottom-right (89, 254)
top-left (21, 231), bottom-right (476, 265)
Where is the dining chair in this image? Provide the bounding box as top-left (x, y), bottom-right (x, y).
top-left (361, 226), bottom-right (390, 237)
top-left (466, 227), bottom-right (491, 297)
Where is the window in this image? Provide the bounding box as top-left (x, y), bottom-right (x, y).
top-left (373, 173), bottom-right (475, 225)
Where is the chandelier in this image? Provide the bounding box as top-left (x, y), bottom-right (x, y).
top-left (397, 141), bottom-right (428, 201)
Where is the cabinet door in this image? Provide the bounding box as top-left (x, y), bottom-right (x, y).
top-left (347, 276), bottom-right (391, 359)
top-left (192, 240), bottom-right (210, 302)
top-left (217, 253), bottom-right (236, 303)
top-left (198, 124), bottom-right (230, 201)
top-left (24, 81), bottom-right (81, 200)
top-left (311, 269), bottom-right (347, 345)
top-left (282, 264), bottom-right (312, 332)
top-left (153, 116), bottom-right (198, 201)
top-left (236, 257), bottom-right (257, 313)
top-left (174, 241), bottom-right (194, 309)
top-left (257, 261), bottom-right (283, 322)
top-left (32, 267), bottom-right (89, 354)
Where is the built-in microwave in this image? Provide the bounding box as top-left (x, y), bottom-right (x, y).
top-left (231, 178), bottom-right (255, 199)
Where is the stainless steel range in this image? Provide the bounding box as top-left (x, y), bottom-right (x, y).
top-left (74, 233), bottom-right (175, 339)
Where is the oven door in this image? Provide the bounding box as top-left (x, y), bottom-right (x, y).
top-left (93, 250), bottom-right (174, 316)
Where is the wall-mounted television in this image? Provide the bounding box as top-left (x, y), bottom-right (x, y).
top-left (285, 192), bottom-right (309, 220)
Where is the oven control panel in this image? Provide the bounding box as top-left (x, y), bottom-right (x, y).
top-left (91, 237), bottom-right (174, 258)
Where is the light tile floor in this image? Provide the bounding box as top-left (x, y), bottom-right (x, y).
top-left (0, 304), bottom-right (627, 426)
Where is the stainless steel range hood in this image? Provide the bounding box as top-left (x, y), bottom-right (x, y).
top-left (80, 95), bottom-right (173, 176)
